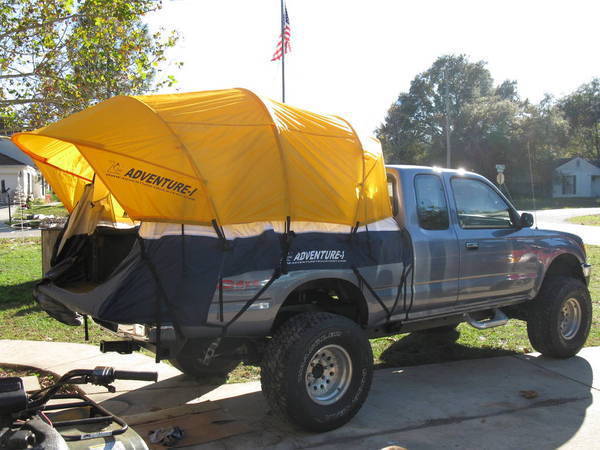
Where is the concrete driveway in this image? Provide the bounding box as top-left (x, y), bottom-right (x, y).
top-left (527, 207), bottom-right (600, 246)
top-left (1, 341), bottom-right (598, 449)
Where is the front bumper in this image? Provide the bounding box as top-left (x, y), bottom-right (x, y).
top-left (582, 263), bottom-right (592, 285)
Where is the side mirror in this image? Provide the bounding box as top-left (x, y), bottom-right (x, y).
top-left (519, 212), bottom-right (534, 228)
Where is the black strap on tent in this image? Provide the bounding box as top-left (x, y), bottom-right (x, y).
top-left (347, 221), bottom-right (360, 241)
top-left (201, 217), bottom-right (293, 365)
top-left (280, 216), bottom-right (294, 274)
top-left (347, 220), bottom-right (394, 323)
top-left (211, 219), bottom-right (231, 250)
top-left (351, 266), bottom-right (391, 320)
top-left (211, 219), bottom-right (231, 324)
top-left (390, 265), bottom-right (407, 319)
top-left (201, 267), bottom-right (281, 366)
top-left (219, 216), bottom-right (291, 331)
top-left (404, 259), bottom-right (415, 321)
top-left (181, 224), bottom-right (186, 276)
top-left (222, 268), bottom-right (281, 335)
top-left (365, 223), bottom-right (373, 258)
top-left (212, 216), bottom-right (292, 332)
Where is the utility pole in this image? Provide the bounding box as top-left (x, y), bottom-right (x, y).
top-left (444, 69), bottom-right (451, 168)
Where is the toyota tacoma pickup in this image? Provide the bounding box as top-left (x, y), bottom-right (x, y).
top-left (97, 165), bottom-right (593, 431)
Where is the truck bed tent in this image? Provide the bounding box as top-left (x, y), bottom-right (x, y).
top-left (11, 89), bottom-right (409, 347)
top-left (12, 88), bottom-right (391, 226)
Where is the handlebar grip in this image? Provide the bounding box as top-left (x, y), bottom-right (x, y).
top-left (113, 370), bottom-right (158, 382)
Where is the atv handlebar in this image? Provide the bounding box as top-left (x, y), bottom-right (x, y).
top-left (27, 366), bottom-right (158, 408)
top-left (113, 370), bottom-right (158, 382)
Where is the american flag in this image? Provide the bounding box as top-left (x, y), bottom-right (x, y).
top-left (271, 6), bottom-right (291, 61)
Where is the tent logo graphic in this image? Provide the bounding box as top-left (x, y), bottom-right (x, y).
top-left (107, 161), bottom-right (122, 176)
top-left (288, 249), bottom-right (346, 265)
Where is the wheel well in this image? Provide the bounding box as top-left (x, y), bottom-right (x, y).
top-left (272, 278), bottom-right (368, 333)
top-left (543, 253), bottom-right (585, 285)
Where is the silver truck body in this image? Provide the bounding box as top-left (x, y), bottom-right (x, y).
top-left (116, 166), bottom-right (590, 350)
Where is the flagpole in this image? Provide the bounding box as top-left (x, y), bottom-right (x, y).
top-left (280, 0), bottom-right (285, 103)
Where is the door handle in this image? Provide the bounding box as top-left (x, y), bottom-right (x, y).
top-left (465, 241), bottom-right (479, 250)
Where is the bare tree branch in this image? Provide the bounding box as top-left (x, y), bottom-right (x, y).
top-left (0, 72), bottom-right (36, 80)
top-left (0, 98), bottom-right (63, 105)
top-left (0, 14), bottom-right (81, 40)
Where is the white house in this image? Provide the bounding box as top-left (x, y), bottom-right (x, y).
top-left (0, 136), bottom-right (46, 203)
top-left (553, 157), bottom-right (600, 198)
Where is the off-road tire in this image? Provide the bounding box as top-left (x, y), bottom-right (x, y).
top-left (261, 312), bottom-right (373, 432)
top-left (527, 276), bottom-right (592, 358)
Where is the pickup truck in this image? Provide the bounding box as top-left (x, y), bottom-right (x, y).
top-left (107, 165), bottom-right (593, 432)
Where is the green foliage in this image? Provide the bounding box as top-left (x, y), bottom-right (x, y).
top-left (0, 0), bottom-right (179, 131)
top-left (377, 55), bottom-right (597, 196)
top-left (567, 214), bottom-right (600, 226)
top-left (559, 79), bottom-right (600, 159)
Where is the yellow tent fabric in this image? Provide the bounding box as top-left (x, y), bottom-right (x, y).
top-left (12, 88), bottom-right (391, 226)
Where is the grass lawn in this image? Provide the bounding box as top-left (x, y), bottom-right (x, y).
top-left (1, 238), bottom-right (598, 383)
top-left (21, 203), bottom-right (69, 217)
top-left (567, 215), bottom-right (600, 226)
top-left (6, 203), bottom-right (68, 227)
top-left (0, 238), bottom-right (112, 344)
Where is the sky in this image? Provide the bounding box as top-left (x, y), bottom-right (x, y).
top-left (148, 0), bottom-right (600, 137)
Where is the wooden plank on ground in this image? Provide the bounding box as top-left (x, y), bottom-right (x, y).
top-left (122, 401), bottom-right (220, 426)
top-left (133, 407), bottom-right (251, 448)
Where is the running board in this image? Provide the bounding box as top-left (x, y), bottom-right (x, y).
top-left (465, 308), bottom-right (509, 330)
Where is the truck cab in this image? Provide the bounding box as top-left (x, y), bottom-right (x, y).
top-left (386, 165), bottom-right (588, 325)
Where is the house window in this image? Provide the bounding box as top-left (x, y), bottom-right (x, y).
top-left (562, 175), bottom-right (576, 195)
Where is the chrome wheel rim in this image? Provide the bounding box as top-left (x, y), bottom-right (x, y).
top-left (305, 344), bottom-right (352, 405)
top-left (559, 298), bottom-right (582, 340)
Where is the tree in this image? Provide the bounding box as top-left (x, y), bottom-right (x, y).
top-left (378, 55), bottom-right (598, 200)
top-left (0, 0), bottom-right (179, 131)
top-left (559, 79), bottom-right (600, 159)
top-left (377, 55), bottom-right (509, 170)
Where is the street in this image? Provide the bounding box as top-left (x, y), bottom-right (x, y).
top-left (528, 208), bottom-right (600, 246)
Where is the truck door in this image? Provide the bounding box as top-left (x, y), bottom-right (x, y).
top-left (405, 172), bottom-right (460, 316)
top-left (448, 175), bottom-right (536, 304)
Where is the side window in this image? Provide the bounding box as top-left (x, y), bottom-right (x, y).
top-left (451, 178), bottom-right (513, 229)
top-left (414, 174), bottom-right (449, 230)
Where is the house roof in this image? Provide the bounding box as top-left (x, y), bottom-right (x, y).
top-left (0, 152), bottom-right (25, 165)
top-left (554, 156), bottom-right (600, 170)
top-left (0, 136), bottom-right (34, 166)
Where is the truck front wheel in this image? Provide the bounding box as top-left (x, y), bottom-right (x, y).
top-left (261, 312), bottom-right (373, 431)
top-left (527, 276), bottom-right (592, 358)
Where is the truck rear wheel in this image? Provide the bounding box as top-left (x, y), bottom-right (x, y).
top-left (261, 312), bottom-right (373, 432)
top-left (526, 276), bottom-right (592, 358)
